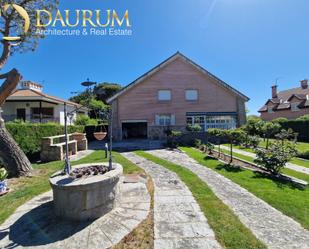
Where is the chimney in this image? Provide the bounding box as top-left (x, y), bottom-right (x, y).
top-left (300, 79), bottom-right (308, 89)
top-left (271, 85), bottom-right (278, 99)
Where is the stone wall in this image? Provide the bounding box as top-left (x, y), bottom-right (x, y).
top-left (148, 125), bottom-right (185, 140)
top-left (237, 97), bottom-right (247, 126)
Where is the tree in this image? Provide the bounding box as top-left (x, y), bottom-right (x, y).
top-left (260, 122), bottom-right (281, 149)
top-left (275, 128), bottom-right (297, 146)
top-left (208, 128), bottom-right (224, 156)
top-left (254, 141), bottom-right (297, 175)
top-left (94, 82), bottom-right (122, 103)
top-left (225, 129), bottom-right (246, 164)
top-left (0, 0), bottom-right (59, 176)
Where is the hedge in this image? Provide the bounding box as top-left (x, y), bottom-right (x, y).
top-left (278, 120), bottom-right (309, 142)
top-left (6, 123), bottom-right (84, 159)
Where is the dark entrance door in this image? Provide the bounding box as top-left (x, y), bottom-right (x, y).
top-left (122, 122), bottom-right (148, 139)
top-left (16, 108), bottom-right (26, 121)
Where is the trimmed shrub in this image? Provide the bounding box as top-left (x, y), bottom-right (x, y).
top-left (193, 139), bottom-right (202, 148)
top-left (186, 124), bottom-right (202, 132)
top-left (166, 130), bottom-right (183, 148)
top-left (6, 123), bottom-right (84, 159)
top-left (254, 141), bottom-right (298, 175)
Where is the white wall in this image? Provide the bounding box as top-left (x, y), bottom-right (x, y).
top-left (2, 101), bottom-right (87, 125)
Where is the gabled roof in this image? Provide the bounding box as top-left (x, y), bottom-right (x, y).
top-left (7, 88), bottom-right (87, 110)
top-left (106, 52), bottom-right (249, 103)
top-left (259, 84), bottom-right (309, 113)
top-left (287, 94), bottom-right (307, 101)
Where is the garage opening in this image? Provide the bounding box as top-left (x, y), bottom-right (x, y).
top-left (122, 122), bottom-right (148, 139)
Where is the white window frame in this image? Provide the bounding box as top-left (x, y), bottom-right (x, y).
top-left (155, 114), bottom-right (175, 126)
top-left (158, 90), bottom-right (171, 101)
top-left (185, 89), bottom-right (198, 101)
top-left (186, 115), bottom-right (236, 131)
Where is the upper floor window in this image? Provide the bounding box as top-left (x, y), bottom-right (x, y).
top-left (267, 107), bottom-right (274, 113)
top-left (291, 102), bottom-right (299, 112)
top-left (185, 90), bottom-right (198, 101)
top-left (158, 90), bottom-right (171, 101)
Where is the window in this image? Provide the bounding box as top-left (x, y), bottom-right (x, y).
top-left (291, 102), bottom-right (299, 112)
top-left (158, 90), bottom-right (171, 101)
top-left (267, 107), bottom-right (274, 113)
top-left (155, 114), bottom-right (175, 126)
top-left (185, 90), bottom-right (198, 101)
top-left (186, 115), bottom-right (236, 130)
top-left (31, 107), bottom-right (54, 119)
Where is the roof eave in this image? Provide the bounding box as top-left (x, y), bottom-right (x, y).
top-left (107, 52), bottom-right (249, 103)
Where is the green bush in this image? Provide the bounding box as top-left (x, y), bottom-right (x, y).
top-left (298, 150), bottom-right (309, 160)
top-left (6, 123), bottom-right (84, 158)
top-left (193, 139), bottom-right (202, 148)
top-left (166, 130), bottom-right (183, 148)
top-left (254, 141), bottom-right (297, 175)
top-left (186, 124), bottom-right (202, 132)
top-left (74, 115), bottom-right (98, 126)
top-left (0, 168), bottom-right (8, 181)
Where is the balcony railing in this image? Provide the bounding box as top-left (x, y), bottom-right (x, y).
top-left (2, 114), bottom-right (60, 123)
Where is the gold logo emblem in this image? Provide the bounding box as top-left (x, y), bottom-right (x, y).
top-left (1, 4), bottom-right (30, 41)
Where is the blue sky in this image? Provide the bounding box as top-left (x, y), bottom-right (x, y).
top-left (3, 0), bottom-right (309, 115)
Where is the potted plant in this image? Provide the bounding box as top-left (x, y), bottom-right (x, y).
top-left (72, 132), bottom-right (86, 142)
top-left (0, 168), bottom-right (8, 195)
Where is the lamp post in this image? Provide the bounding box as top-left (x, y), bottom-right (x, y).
top-left (62, 79), bottom-right (113, 175)
top-left (64, 102), bottom-right (71, 175)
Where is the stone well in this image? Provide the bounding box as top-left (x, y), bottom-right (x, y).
top-left (49, 163), bottom-right (123, 221)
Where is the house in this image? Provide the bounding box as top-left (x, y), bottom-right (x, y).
top-left (107, 52), bottom-right (249, 140)
top-left (258, 80), bottom-right (309, 121)
top-left (1, 81), bottom-right (88, 125)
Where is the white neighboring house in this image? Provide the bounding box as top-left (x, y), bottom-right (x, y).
top-left (1, 81), bottom-right (88, 125)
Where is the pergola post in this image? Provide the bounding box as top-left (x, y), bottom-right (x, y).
top-left (39, 100), bottom-right (42, 123)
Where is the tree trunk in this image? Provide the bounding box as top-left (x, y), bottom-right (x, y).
top-left (0, 69), bottom-right (32, 176)
top-left (0, 118), bottom-right (32, 176)
top-left (230, 142), bottom-right (233, 164)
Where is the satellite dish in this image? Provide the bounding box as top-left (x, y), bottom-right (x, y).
top-left (81, 81), bottom-right (96, 87)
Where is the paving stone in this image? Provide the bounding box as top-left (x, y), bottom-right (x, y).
top-left (149, 149), bottom-right (309, 249)
top-left (156, 238), bottom-right (221, 249)
top-left (0, 178), bottom-right (150, 249)
top-left (122, 152), bottom-right (222, 249)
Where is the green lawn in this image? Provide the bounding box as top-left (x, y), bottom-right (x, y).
top-left (221, 144), bottom-right (309, 168)
top-left (182, 147), bottom-right (309, 230)
top-left (259, 139), bottom-right (309, 153)
top-left (0, 151), bottom-right (143, 225)
top-left (136, 151), bottom-right (266, 249)
top-left (218, 147), bottom-right (309, 183)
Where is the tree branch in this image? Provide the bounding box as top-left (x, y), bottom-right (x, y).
top-left (0, 69), bottom-right (22, 106)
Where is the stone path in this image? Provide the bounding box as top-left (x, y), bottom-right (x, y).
top-left (0, 177), bottom-right (150, 249)
top-left (122, 152), bottom-right (221, 249)
top-left (148, 149), bottom-right (309, 249)
top-left (219, 145), bottom-right (309, 175)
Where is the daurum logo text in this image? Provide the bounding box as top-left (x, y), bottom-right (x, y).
top-left (36, 10), bottom-right (131, 28)
top-left (0, 4), bottom-right (30, 41)
top-left (0, 7), bottom-right (131, 41)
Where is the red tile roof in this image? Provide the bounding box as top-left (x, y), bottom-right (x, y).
top-left (259, 86), bottom-right (309, 112)
top-left (7, 89), bottom-right (85, 108)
